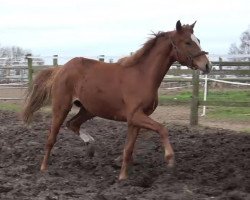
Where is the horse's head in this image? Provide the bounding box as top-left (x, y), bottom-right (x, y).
top-left (170, 20), bottom-right (211, 74)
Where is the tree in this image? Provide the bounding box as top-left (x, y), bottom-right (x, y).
top-left (229, 26), bottom-right (250, 61)
top-left (0, 45), bottom-right (44, 66)
top-left (0, 45), bottom-right (31, 58)
top-left (229, 43), bottom-right (240, 55)
top-left (239, 30), bottom-right (250, 56)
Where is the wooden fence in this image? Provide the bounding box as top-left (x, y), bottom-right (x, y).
top-left (162, 61), bottom-right (250, 126)
top-left (1, 56), bottom-right (250, 126)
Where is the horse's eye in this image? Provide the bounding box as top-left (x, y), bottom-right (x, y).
top-left (185, 41), bottom-right (192, 45)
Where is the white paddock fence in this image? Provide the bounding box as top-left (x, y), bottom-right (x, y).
top-left (200, 75), bottom-right (250, 116)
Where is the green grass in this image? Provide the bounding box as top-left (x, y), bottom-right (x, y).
top-left (241, 128), bottom-right (250, 133)
top-left (160, 91), bottom-right (192, 101)
top-left (159, 89), bottom-right (250, 121)
top-left (207, 107), bottom-right (250, 121)
top-left (202, 90), bottom-right (250, 102)
top-left (159, 89), bottom-right (250, 102)
top-left (0, 102), bottom-right (22, 112)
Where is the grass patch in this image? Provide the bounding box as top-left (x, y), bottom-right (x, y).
top-left (240, 128), bottom-right (250, 133)
top-left (159, 91), bottom-right (192, 105)
top-left (159, 89), bottom-right (250, 102)
top-left (159, 89), bottom-right (250, 121)
top-left (202, 90), bottom-right (250, 102)
top-left (206, 107), bottom-right (250, 121)
top-left (0, 102), bottom-right (21, 112)
top-left (0, 102), bottom-right (53, 113)
top-left (159, 91), bottom-right (192, 102)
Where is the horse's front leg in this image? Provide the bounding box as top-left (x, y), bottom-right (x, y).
top-left (119, 125), bottom-right (140, 180)
top-left (129, 110), bottom-right (175, 168)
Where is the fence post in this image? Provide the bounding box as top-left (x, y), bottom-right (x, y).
top-left (53, 55), bottom-right (58, 66)
top-left (26, 54), bottom-right (33, 87)
top-left (190, 70), bottom-right (200, 126)
top-left (219, 57), bottom-right (222, 70)
top-left (219, 57), bottom-right (224, 78)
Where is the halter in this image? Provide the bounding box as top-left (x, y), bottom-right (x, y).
top-left (169, 37), bottom-right (208, 69)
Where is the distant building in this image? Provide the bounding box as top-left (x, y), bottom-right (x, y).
top-left (0, 57), bottom-right (44, 83)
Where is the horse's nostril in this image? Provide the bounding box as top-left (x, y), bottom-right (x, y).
top-left (202, 63), bottom-right (211, 75)
top-left (206, 63), bottom-right (210, 73)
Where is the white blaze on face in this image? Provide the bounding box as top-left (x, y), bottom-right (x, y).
top-left (191, 34), bottom-right (201, 49)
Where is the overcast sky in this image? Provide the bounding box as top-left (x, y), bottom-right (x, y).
top-left (0, 0), bottom-right (250, 62)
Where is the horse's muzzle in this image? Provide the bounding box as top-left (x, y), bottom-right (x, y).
top-left (202, 62), bottom-right (211, 74)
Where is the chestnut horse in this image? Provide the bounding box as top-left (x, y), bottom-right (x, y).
top-left (22, 21), bottom-right (210, 180)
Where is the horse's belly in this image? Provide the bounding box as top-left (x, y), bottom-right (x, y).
top-left (79, 92), bottom-right (127, 121)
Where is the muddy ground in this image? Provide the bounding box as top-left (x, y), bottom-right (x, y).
top-left (0, 110), bottom-right (250, 200)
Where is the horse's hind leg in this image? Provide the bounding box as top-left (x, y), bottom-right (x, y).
top-left (119, 125), bottom-right (140, 180)
top-left (40, 97), bottom-right (72, 171)
top-left (66, 106), bottom-right (94, 143)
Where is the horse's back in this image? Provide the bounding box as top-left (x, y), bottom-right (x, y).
top-left (63, 57), bottom-right (97, 70)
top-left (62, 57), bottom-right (121, 74)
top-left (52, 57), bottom-right (125, 119)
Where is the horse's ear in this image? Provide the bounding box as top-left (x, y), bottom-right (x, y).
top-left (190, 21), bottom-right (197, 29)
top-left (176, 20), bottom-right (182, 32)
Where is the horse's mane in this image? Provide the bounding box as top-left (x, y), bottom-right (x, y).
top-left (117, 24), bottom-right (195, 67)
top-left (117, 32), bottom-right (167, 67)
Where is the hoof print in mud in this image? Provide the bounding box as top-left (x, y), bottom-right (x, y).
top-left (86, 143), bottom-right (95, 158)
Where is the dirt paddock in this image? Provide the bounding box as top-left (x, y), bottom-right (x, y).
top-left (0, 110), bottom-right (250, 200)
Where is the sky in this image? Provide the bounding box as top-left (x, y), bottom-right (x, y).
top-left (0, 0), bottom-right (250, 63)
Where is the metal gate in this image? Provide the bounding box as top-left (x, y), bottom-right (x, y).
top-left (0, 57), bottom-right (29, 100)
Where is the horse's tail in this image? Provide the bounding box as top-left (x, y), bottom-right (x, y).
top-left (22, 67), bottom-right (61, 124)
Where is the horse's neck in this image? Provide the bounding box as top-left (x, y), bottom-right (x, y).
top-left (138, 40), bottom-right (174, 89)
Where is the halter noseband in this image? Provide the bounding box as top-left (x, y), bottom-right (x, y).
top-left (170, 38), bottom-right (208, 69)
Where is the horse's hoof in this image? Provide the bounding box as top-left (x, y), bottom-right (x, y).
top-left (79, 130), bottom-right (95, 143)
top-left (167, 158), bottom-right (175, 168)
top-left (40, 165), bottom-right (48, 172)
top-left (165, 154), bottom-right (175, 168)
top-left (118, 173), bottom-right (128, 181)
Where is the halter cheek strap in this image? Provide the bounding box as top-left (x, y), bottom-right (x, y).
top-left (170, 38), bottom-right (208, 68)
